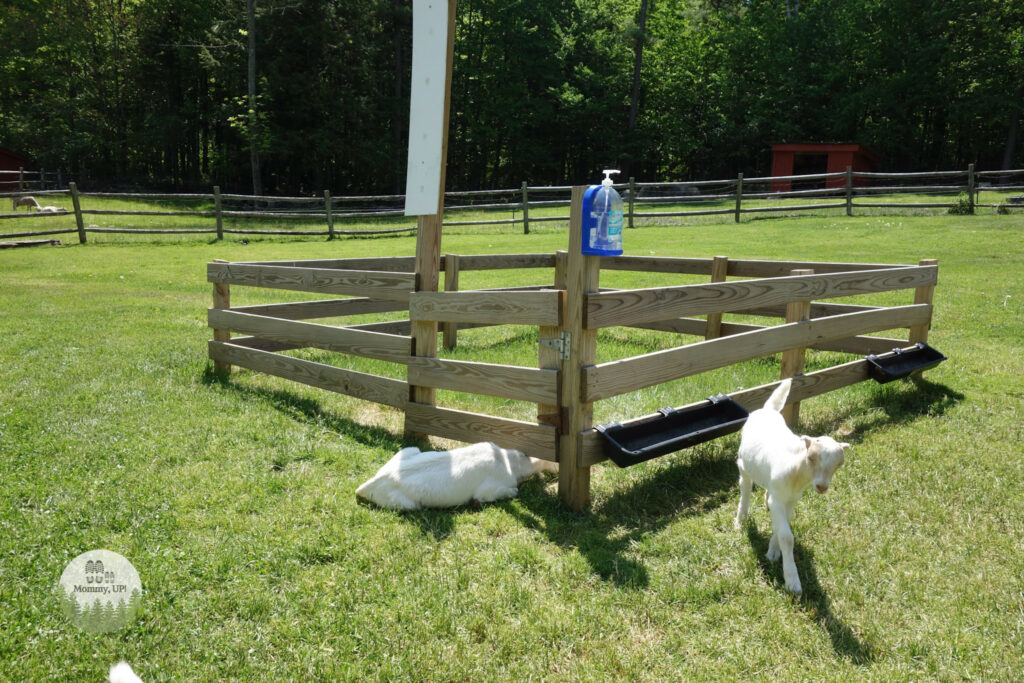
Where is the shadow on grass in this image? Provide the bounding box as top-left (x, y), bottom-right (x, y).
top-left (800, 376), bottom-right (964, 439)
top-left (745, 523), bottom-right (875, 665)
top-left (509, 450), bottom-right (739, 590)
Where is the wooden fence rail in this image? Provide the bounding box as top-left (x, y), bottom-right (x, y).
top-left (4, 167), bottom-right (1022, 242)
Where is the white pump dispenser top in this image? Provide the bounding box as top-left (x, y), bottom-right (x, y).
top-left (601, 169), bottom-right (620, 187)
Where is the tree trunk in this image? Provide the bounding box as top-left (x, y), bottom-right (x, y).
top-left (1002, 85), bottom-right (1023, 172)
top-left (247, 0), bottom-right (262, 196)
top-left (626, 0), bottom-right (649, 179)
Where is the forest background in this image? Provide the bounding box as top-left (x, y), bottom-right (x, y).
top-left (1, 0), bottom-right (1022, 195)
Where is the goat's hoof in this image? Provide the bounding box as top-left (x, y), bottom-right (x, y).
top-left (786, 578), bottom-right (803, 595)
top-left (766, 547), bottom-right (781, 562)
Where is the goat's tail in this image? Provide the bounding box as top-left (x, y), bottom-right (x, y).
top-left (763, 378), bottom-right (792, 412)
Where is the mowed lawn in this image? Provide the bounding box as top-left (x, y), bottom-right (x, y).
top-left (1, 213), bottom-right (1022, 680)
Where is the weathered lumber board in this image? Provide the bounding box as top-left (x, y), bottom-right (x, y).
top-left (586, 266), bottom-right (936, 329)
top-left (584, 304), bottom-right (931, 401)
top-left (238, 257), bottom-right (416, 271)
top-left (231, 297), bottom-right (408, 320)
top-left (209, 341), bottom-right (408, 409)
top-left (629, 317), bottom-right (908, 356)
top-left (404, 402), bottom-right (557, 462)
top-left (207, 262), bottom-right (415, 301)
top-left (208, 309), bottom-right (410, 363)
top-left (407, 357), bottom-right (558, 404)
top-left (409, 290), bottom-right (562, 326)
top-left (580, 359), bottom-right (873, 466)
top-left (455, 253), bottom-right (555, 270)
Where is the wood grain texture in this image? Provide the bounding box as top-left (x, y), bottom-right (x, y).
top-left (404, 402), bottom-right (557, 462)
top-left (586, 265), bottom-right (936, 329)
top-left (455, 253), bottom-right (555, 270)
top-left (909, 259), bottom-right (938, 344)
top-left (584, 304), bottom-right (931, 401)
top-left (231, 297), bottom-right (408, 320)
top-left (780, 269), bottom-right (814, 426)
top-left (207, 262), bottom-right (415, 301)
top-left (705, 255), bottom-right (729, 339)
top-left (407, 356), bottom-right (558, 404)
top-left (207, 309), bottom-right (410, 363)
top-left (209, 341), bottom-right (408, 408)
top-left (409, 290), bottom-right (562, 326)
top-left (559, 186), bottom-right (598, 510)
top-left (537, 251), bottom-right (567, 431)
top-left (581, 359), bottom-right (873, 466)
top-left (238, 256), bottom-right (416, 271)
top-left (599, 255), bottom-right (713, 275)
top-left (629, 317), bottom-right (908, 356)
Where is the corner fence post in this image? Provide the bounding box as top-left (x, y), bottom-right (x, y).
top-left (734, 173), bottom-right (743, 223)
top-left (558, 186), bottom-right (598, 511)
top-left (325, 190), bottom-right (335, 240)
top-left (212, 259), bottom-right (232, 374)
top-left (909, 259), bottom-right (938, 344)
top-left (780, 268), bottom-right (814, 427)
top-left (69, 182), bottom-right (86, 244)
top-left (845, 165), bottom-right (853, 216)
top-left (521, 181), bottom-right (530, 234)
top-left (213, 186), bottom-right (223, 240)
top-left (704, 255), bottom-right (729, 339)
top-left (442, 253), bottom-right (459, 350)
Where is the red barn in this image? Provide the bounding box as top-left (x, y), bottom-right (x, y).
top-left (770, 143), bottom-right (879, 192)
top-left (0, 147), bottom-right (30, 191)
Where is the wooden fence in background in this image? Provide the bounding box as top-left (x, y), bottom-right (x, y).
top-left (3, 167), bottom-right (1022, 243)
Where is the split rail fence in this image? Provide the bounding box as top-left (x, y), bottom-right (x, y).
top-left (207, 186), bottom-right (940, 509)
top-left (4, 166), bottom-right (1021, 243)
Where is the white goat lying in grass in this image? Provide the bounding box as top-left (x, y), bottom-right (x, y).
top-left (356, 442), bottom-right (557, 510)
top-left (735, 379), bottom-right (850, 594)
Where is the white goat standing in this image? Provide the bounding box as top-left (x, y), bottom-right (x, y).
top-left (735, 379), bottom-right (850, 594)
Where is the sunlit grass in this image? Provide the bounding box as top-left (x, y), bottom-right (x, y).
top-left (1, 213), bottom-right (1022, 679)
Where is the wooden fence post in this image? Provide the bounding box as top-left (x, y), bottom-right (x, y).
top-left (780, 268), bottom-right (814, 427)
top-left (967, 163), bottom-right (975, 214)
top-left (18, 167), bottom-right (24, 192)
top-left (558, 186), bottom-right (598, 511)
top-left (212, 259), bottom-right (232, 374)
top-left (538, 250), bottom-right (568, 431)
top-left (845, 165), bottom-right (853, 216)
top-left (213, 186), bottom-right (223, 240)
top-left (325, 190), bottom-right (335, 240)
top-left (442, 253), bottom-right (459, 350)
top-left (57, 169), bottom-right (63, 189)
top-left (734, 173), bottom-right (743, 223)
top-left (521, 181), bottom-right (530, 235)
top-left (705, 255), bottom-right (729, 339)
top-left (40, 167), bottom-right (46, 191)
top-left (909, 258), bottom-right (938, 344)
top-left (628, 176), bottom-right (636, 229)
top-left (69, 182), bottom-right (87, 244)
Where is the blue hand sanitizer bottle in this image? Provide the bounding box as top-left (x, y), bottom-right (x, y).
top-left (581, 169), bottom-right (624, 255)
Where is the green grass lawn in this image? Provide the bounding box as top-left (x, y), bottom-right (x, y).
top-left (1, 212), bottom-right (1022, 680)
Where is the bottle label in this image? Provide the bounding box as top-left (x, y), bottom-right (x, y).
top-left (608, 210), bottom-right (623, 236)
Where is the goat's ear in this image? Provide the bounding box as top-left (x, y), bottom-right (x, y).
top-left (801, 436), bottom-right (819, 464)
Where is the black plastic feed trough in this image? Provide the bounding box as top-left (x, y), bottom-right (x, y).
top-left (595, 394), bottom-right (750, 468)
top-left (865, 343), bottom-right (947, 383)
